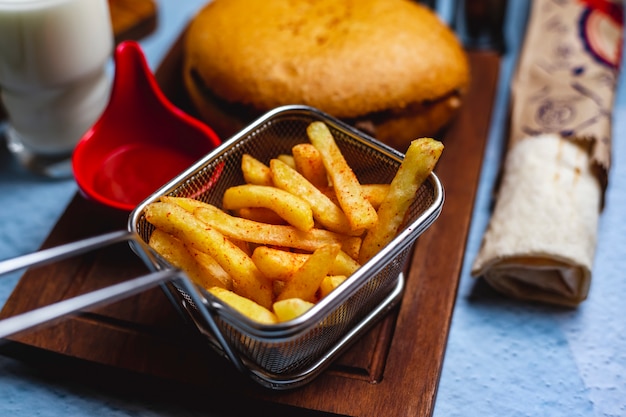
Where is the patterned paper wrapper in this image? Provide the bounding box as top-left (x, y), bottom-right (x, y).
top-left (471, 0), bottom-right (623, 306)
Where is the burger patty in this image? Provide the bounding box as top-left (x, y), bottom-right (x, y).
top-left (188, 67), bottom-right (464, 143)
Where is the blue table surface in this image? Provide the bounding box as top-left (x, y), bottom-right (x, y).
top-left (1, 1), bottom-right (625, 416)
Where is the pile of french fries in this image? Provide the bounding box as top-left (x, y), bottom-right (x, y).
top-left (144, 122), bottom-right (443, 324)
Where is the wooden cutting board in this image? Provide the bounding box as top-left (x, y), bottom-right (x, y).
top-left (0, 35), bottom-right (500, 415)
top-left (108, 0), bottom-right (157, 43)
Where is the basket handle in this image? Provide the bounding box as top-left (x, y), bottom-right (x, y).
top-left (0, 230), bottom-right (248, 375)
top-left (0, 230), bottom-right (181, 338)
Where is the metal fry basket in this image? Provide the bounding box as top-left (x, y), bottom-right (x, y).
top-left (129, 105), bottom-right (444, 389)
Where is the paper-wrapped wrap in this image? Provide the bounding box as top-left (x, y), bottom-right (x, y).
top-left (471, 0), bottom-right (623, 306)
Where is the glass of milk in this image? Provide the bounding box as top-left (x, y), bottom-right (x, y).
top-left (0, 0), bottom-right (113, 177)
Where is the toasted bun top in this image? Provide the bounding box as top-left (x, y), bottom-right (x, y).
top-left (184, 0), bottom-right (469, 118)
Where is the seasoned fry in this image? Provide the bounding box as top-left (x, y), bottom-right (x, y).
top-left (292, 143), bottom-right (328, 189)
top-left (320, 183), bottom-right (390, 210)
top-left (162, 196), bottom-right (252, 254)
top-left (208, 287), bottom-right (278, 324)
top-left (161, 195), bottom-right (206, 212)
top-left (328, 251), bottom-right (361, 276)
top-left (277, 153), bottom-right (296, 169)
top-left (277, 243), bottom-right (341, 302)
top-left (149, 229), bottom-right (232, 290)
top-left (307, 121), bottom-right (378, 231)
top-left (251, 246), bottom-right (360, 281)
top-left (270, 158), bottom-right (358, 236)
top-left (190, 248), bottom-right (235, 290)
top-left (251, 246), bottom-right (303, 281)
top-left (361, 184), bottom-right (390, 209)
top-left (359, 138), bottom-right (443, 264)
top-left (144, 201), bottom-right (273, 309)
top-left (223, 184), bottom-right (314, 232)
top-left (241, 154), bottom-right (273, 186)
top-left (193, 203), bottom-right (359, 254)
top-left (236, 207), bottom-right (286, 225)
top-left (320, 275), bottom-right (347, 298)
top-left (273, 298), bottom-right (315, 322)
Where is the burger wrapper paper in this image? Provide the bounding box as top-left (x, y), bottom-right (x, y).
top-left (471, 0), bottom-right (623, 307)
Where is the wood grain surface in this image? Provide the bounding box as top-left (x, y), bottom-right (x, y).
top-left (0, 46), bottom-right (500, 416)
top-left (108, 0), bottom-right (157, 43)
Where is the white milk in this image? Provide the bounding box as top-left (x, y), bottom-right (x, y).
top-left (0, 0), bottom-right (113, 155)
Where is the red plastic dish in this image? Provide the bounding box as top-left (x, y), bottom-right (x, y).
top-left (73, 41), bottom-right (221, 212)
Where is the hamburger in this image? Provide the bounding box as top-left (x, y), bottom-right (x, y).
top-left (183, 0), bottom-right (469, 151)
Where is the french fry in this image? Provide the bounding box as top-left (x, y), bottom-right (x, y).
top-left (251, 246), bottom-right (360, 281)
top-left (277, 153), bottom-right (296, 169)
top-left (161, 195), bottom-right (206, 212)
top-left (306, 121), bottom-right (378, 231)
top-left (162, 196), bottom-right (252, 255)
top-left (277, 243), bottom-right (341, 302)
top-left (193, 203), bottom-right (359, 255)
top-left (190, 248), bottom-right (235, 290)
top-left (251, 246), bottom-right (301, 281)
top-left (223, 184), bottom-right (314, 232)
top-left (359, 138), bottom-right (443, 264)
top-left (270, 158), bottom-right (358, 236)
top-left (149, 229), bottom-right (232, 290)
top-left (236, 207), bottom-right (286, 225)
top-left (273, 298), bottom-right (315, 322)
top-left (292, 143), bottom-right (328, 189)
top-left (361, 184), bottom-right (390, 209)
top-left (328, 251), bottom-right (361, 276)
top-left (320, 184), bottom-right (390, 210)
top-left (319, 275), bottom-right (347, 298)
top-left (339, 232), bottom-right (361, 260)
top-left (144, 201), bottom-right (274, 309)
top-left (208, 287), bottom-right (278, 324)
top-left (241, 154), bottom-right (273, 186)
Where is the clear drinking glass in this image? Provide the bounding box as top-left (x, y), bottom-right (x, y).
top-left (0, 0), bottom-right (113, 177)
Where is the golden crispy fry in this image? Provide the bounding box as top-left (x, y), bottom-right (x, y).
top-left (193, 203), bottom-right (359, 254)
top-left (149, 229), bottom-right (232, 290)
top-left (162, 196), bottom-right (253, 255)
top-left (241, 154), bottom-right (273, 186)
top-left (339, 235), bottom-right (361, 260)
top-left (307, 121), bottom-right (378, 231)
top-left (277, 243), bottom-right (341, 302)
top-left (320, 184), bottom-right (390, 210)
top-left (190, 248), bottom-right (235, 290)
top-left (270, 158), bottom-right (358, 236)
top-left (278, 153), bottom-right (296, 169)
top-left (163, 196), bottom-right (281, 226)
top-left (319, 275), bottom-right (347, 298)
top-left (273, 298), bottom-right (315, 322)
top-left (163, 196), bottom-right (360, 257)
top-left (144, 201), bottom-right (273, 309)
top-left (292, 143), bottom-right (328, 189)
top-left (359, 138), bottom-right (443, 264)
top-left (272, 280), bottom-right (286, 298)
top-left (222, 184), bottom-right (314, 232)
top-left (361, 184), bottom-right (390, 209)
top-left (236, 207), bottom-right (286, 225)
top-left (208, 287), bottom-right (278, 324)
top-left (160, 195), bottom-right (206, 211)
top-left (251, 246), bottom-right (360, 281)
top-left (251, 246), bottom-right (301, 281)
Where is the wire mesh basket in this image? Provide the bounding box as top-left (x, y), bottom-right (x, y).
top-left (129, 105), bottom-right (444, 389)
